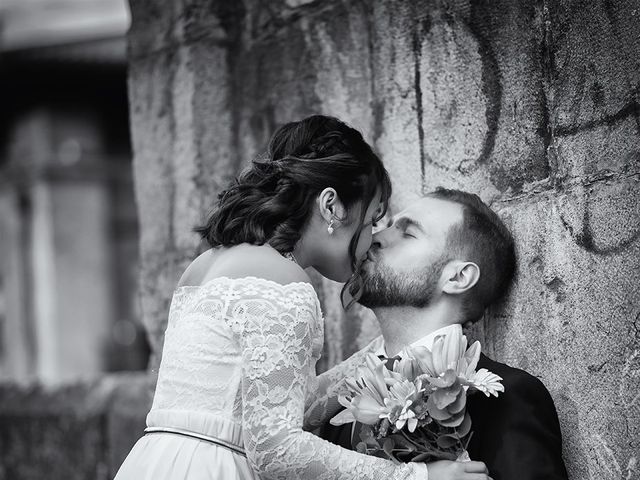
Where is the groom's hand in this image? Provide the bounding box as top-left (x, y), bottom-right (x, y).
top-left (426, 460), bottom-right (492, 480)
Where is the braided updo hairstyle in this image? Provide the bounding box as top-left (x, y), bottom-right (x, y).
top-left (195, 115), bottom-right (392, 306)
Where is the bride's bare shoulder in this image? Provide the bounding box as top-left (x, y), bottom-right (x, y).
top-left (175, 248), bottom-right (218, 288)
top-left (182, 244), bottom-right (310, 287)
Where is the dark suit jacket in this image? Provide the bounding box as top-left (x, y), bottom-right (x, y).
top-left (318, 353), bottom-right (568, 480)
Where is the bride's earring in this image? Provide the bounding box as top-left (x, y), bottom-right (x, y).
top-left (327, 219), bottom-right (335, 235)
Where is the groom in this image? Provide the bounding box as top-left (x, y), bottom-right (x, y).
top-left (319, 188), bottom-right (568, 480)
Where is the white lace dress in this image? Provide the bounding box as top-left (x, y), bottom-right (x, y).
top-left (114, 276), bottom-right (425, 480)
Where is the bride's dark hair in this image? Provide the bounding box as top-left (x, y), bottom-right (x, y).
top-left (195, 114), bottom-right (391, 306)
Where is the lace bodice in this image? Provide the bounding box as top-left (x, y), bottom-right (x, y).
top-left (149, 276), bottom-right (426, 480)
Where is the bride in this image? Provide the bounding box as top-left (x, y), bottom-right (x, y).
top-left (114, 115), bottom-right (491, 480)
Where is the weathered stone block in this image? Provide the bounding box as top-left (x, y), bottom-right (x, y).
top-left (550, 0), bottom-right (640, 129)
top-left (127, 30), bottom-right (238, 368)
top-left (485, 177), bottom-right (640, 479)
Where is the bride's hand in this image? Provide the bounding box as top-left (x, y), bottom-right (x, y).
top-left (426, 460), bottom-right (492, 480)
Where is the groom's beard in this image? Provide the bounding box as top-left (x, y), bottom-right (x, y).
top-left (358, 257), bottom-right (448, 309)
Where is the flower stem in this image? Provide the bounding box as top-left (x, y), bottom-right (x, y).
top-left (400, 430), bottom-right (424, 449)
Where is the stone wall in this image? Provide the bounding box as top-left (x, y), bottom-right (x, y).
top-left (127, 1), bottom-right (640, 479)
top-left (0, 373), bottom-right (152, 480)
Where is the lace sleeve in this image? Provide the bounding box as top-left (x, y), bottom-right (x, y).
top-left (304, 336), bottom-right (383, 430)
top-left (234, 283), bottom-right (426, 480)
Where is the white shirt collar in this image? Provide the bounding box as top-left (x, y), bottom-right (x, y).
top-left (375, 323), bottom-right (463, 357)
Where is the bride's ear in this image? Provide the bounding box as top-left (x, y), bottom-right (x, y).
top-left (442, 261), bottom-right (480, 295)
top-left (317, 187), bottom-right (346, 223)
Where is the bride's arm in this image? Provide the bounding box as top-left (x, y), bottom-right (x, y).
top-left (237, 286), bottom-right (425, 480)
top-left (303, 337), bottom-right (382, 430)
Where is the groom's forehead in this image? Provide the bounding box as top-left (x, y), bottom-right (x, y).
top-left (395, 197), bottom-right (463, 230)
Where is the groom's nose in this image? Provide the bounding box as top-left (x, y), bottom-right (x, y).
top-left (371, 228), bottom-right (390, 249)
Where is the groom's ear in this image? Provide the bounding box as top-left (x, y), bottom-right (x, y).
top-left (442, 261), bottom-right (480, 295)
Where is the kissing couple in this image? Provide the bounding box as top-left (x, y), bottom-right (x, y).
top-left (115, 115), bottom-right (568, 480)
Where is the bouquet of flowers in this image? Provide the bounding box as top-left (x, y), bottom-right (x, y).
top-left (330, 329), bottom-right (504, 463)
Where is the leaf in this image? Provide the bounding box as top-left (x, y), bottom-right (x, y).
top-left (358, 424), bottom-right (376, 443)
top-left (426, 395), bottom-right (453, 421)
top-left (436, 434), bottom-right (459, 448)
top-left (379, 418), bottom-right (391, 437)
top-left (456, 412), bottom-right (472, 438)
top-left (448, 389), bottom-right (467, 414)
top-left (438, 410), bottom-right (465, 427)
top-left (431, 385), bottom-right (461, 409)
top-left (383, 438), bottom-right (396, 458)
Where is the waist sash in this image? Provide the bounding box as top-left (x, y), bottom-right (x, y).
top-left (144, 426), bottom-right (246, 457)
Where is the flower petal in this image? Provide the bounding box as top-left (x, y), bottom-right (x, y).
top-left (412, 346), bottom-right (437, 377)
top-left (469, 368), bottom-right (504, 397)
top-left (352, 394), bottom-right (388, 421)
top-left (330, 408), bottom-right (356, 426)
top-left (407, 417), bottom-right (418, 432)
top-left (365, 352), bottom-right (385, 371)
top-left (431, 336), bottom-right (446, 374)
top-left (441, 328), bottom-right (463, 371)
top-left (463, 341), bottom-right (481, 375)
top-left (427, 369), bottom-right (458, 389)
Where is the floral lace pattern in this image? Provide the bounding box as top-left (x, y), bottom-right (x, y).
top-left (150, 277), bottom-right (426, 480)
top-left (304, 336), bottom-right (383, 430)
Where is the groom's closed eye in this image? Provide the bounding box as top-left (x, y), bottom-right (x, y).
top-left (394, 217), bottom-right (424, 237)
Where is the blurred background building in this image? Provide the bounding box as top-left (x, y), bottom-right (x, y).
top-left (0, 0), bottom-right (149, 384)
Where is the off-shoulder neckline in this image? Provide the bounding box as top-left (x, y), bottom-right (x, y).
top-left (174, 275), bottom-right (316, 293)
top-left (173, 276), bottom-right (323, 322)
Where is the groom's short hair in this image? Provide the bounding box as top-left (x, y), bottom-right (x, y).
top-left (427, 187), bottom-right (516, 322)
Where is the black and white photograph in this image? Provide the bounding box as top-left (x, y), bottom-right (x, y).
top-left (0, 0), bottom-right (638, 479)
